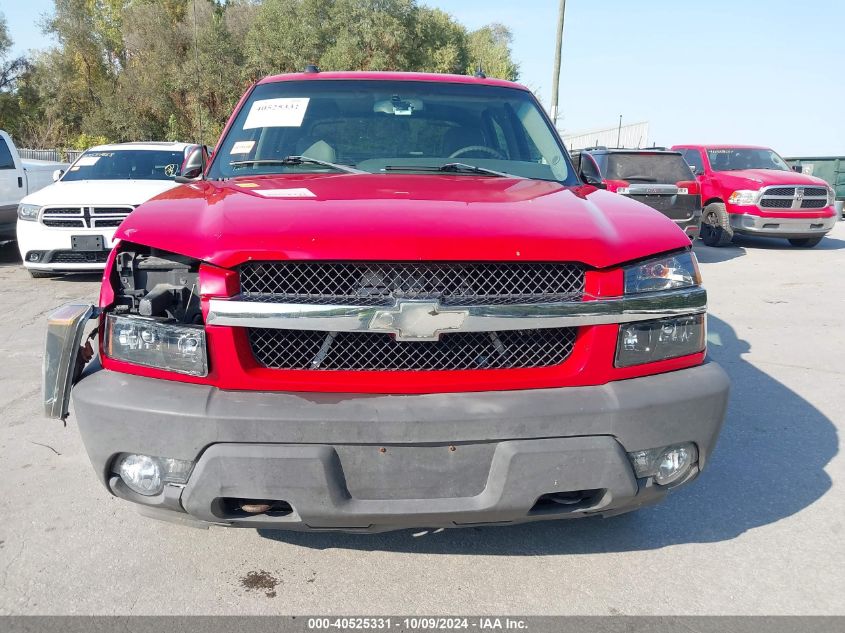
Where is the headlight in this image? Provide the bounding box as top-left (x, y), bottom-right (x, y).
top-left (624, 251), bottom-right (701, 294)
top-left (105, 314), bottom-right (208, 376)
top-left (17, 204), bottom-right (40, 221)
top-left (627, 443), bottom-right (698, 485)
top-left (828, 187), bottom-right (837, 206)
top-left (616, 313), bottom-right (706, 367)
top-left (728, 190), bottom-right (759, 205)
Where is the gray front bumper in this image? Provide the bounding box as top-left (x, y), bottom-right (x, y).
top-left (730, 213), bottom-right (837, 238)
top-left (72, 363), bottom-right (729, 532)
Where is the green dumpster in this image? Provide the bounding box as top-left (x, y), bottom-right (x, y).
top-left (786, 156), bottom-right (845, 218)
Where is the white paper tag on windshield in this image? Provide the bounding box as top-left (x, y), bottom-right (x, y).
top-left (76, 155), bottom-right (100, 166)
top-left (230, 140), bottom-right (255, 154)
top-left (243, 98), bottom-right (310, 130)
top-left (255, 188), bottom-right (316, 198)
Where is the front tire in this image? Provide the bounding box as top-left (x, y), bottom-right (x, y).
top-left (788, 236), bottom-right (823, 248)
top-left (28, 269), bottom-right (59, 279)
top-left (700, 203), bottom-right (733, 247)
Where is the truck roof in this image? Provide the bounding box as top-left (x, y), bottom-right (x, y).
top-left (256, 70), bottom-right (529, 92)
top-left (672, 144), bottom-right (771, 150)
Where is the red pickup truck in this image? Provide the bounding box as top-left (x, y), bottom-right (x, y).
top-left (672, 144), bottom-right (838, 247)
top-left (43, 71), bottom-right (729, 532)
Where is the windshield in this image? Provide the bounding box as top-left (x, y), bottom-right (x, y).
top-left (208, 80), bottom-right (575, 183)
top-left (707, 148), bottom-right (790, 172)
top-left (62, 149), bottom-right (189, 181)
top-left (595, 152), bottom-right (694, 183)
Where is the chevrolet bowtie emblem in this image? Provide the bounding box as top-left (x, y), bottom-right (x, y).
top-left (369, 301), bottom-right (469, 341)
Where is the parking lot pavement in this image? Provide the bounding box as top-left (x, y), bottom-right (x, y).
top-left (0, 225), bottom-right (843, 616)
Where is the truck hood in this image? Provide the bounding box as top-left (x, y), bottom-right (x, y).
top-left (713, 168), bottom-right (830, 188)
top-left (21, 179), bottom-right (180, 207)
top-left (117, 174), bottom-right (691, 270)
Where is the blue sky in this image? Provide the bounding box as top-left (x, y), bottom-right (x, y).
top-left (3, 0), bottom-right (843, 155)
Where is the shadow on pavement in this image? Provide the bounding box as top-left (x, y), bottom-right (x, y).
top-left (258, 314), bottom-right (837, 553)
top-left (0, 240), bottom-right (22, 266)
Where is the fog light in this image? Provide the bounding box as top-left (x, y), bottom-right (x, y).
top-left (116, 453), bottom-right (194, 496)
top-left (627, 442), bottom-right (698, 486)
top-left (118, 454), bottom-right (162, 496)
top-left (655, 445), bottom-right (696, 485)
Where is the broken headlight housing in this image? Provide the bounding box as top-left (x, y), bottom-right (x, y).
top-left (104, 244), bottom-right (207, 376)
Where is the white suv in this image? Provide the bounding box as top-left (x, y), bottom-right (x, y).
top-left (16, 142), bottom-right (206, 277)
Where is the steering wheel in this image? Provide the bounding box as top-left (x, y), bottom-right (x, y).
top-left (448, 145), bottom-right (506, 160)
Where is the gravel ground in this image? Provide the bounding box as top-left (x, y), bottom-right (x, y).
top-left (0, 224), bottom-right (843, 615)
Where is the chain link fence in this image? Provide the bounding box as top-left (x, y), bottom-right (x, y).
top-left (18, 148), bottom-right (83, 163)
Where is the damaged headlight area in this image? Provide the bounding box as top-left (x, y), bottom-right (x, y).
top-left (104, 244), bottom-right (207, 376)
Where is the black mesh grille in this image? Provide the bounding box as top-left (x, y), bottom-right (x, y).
top-left (760, 198), bottom-right (793, 208)
top-left (239, 262), bottom-right (586, 306)
top-left (803, 187), bottom-right (828, 197)
top-left (48, 250), bottom-right (110, 264)
top-left (248, 327), bottom-right (577, 371)
top-left (801, 199), bottom-right (828, 209)
top-left (43, 219), bottom-right (85, 227)
top-left (765, 187), bottom-right (795, 196)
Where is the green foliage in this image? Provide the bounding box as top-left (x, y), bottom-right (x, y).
top-left (2, 0), bottom-right (520, 150)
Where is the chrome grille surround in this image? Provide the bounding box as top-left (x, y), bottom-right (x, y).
top-left (758, 185), bottom-right (829, 210)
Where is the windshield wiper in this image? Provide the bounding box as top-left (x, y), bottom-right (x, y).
top-left (228, 155), bottom-right (364, 175)
top-left (384, 163), bottom-right (525, 179)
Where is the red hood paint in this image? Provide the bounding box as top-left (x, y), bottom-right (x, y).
top-left (116, 174), bottom-right (690, 270)
top-left (708, 168), bottom-right (829, 188)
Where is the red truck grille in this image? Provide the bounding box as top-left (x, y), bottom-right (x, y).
top-left (239, 261), bottom-right (585, 372)
top-left (239, 261), bottom-right (586, 306)
top-left (758, 186), bottom-right (829, 210)
top-left (248, 327), bottom-right (578, 371)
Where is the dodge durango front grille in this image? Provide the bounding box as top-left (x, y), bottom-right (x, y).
top-left (40, 205), bottom-right (134, 229)
top-left (239, 261), bottom-right (586, 306)
top-left (248, 327), bottom-right (578, 371)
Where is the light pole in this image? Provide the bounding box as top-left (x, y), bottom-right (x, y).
top-left (549, 0), bottom-right (566, 126)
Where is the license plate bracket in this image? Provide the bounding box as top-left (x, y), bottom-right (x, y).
top-left (71, 235), bottom-right (104, 251)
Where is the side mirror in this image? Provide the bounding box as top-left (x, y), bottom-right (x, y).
top-left (175, 147), bottom-right (205, 183)
top-left (580, 172), bottom-right (607, 189)
top-left (52, 169), bottom-right (64, 182)
top-left (791, 165), bottom-right (803, 173)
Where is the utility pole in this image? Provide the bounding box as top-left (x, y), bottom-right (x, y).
top-left (549, 0), bottom-right (566, 126)
top-left (616, 114), bottom-right (622, 148)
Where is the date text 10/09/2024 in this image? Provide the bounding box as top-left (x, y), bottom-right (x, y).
top-left (307, 617), bottom-right (529, 630)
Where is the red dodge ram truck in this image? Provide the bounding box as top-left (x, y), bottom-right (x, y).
top-left (673, 144), bottom-right (838, 247)
top-left (44, 71), bottom-right (729, 532)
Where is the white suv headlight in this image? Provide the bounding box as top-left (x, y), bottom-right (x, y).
top-left (18, 204), bottom-right (40, 221)
top-left (728, 190), bottom-right (759, 206)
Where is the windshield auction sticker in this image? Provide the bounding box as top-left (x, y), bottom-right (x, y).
top-left (243, 98), bottom-right (310, 129)
top-left (230, 140), bottom-right (256, 154)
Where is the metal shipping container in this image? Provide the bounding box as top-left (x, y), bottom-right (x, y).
top-left (786, 156), bottom-right (845, 217)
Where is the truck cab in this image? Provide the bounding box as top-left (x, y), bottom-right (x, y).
top-left (0, 130), bottom-right (66, 241)
top-left (673, 144), bottom-right (838, 247)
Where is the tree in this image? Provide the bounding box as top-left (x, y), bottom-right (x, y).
top-left (7, 0), bottom-right (520, 148)
top-left (466, 23), bottom-right (519, 81)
